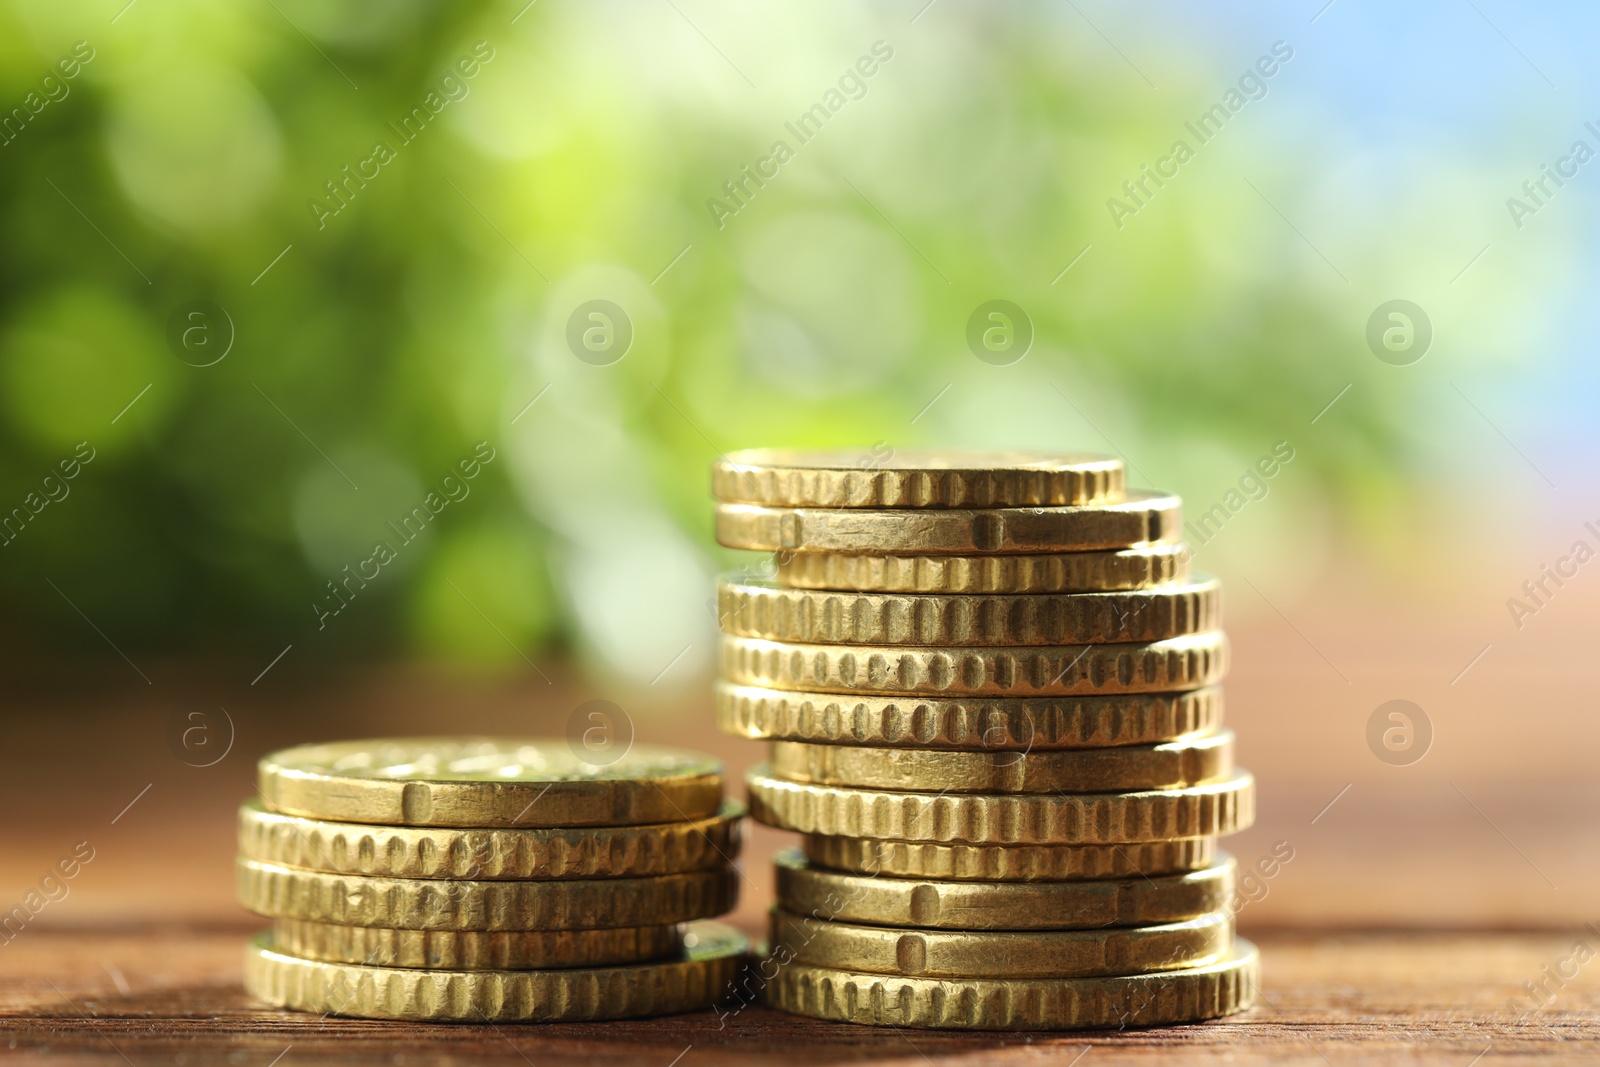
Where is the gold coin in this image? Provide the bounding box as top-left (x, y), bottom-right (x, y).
top-left (776, 544), bottom-right (1189, 593)
top-left (258, 738), bottom-right (723, 828)
top-left (768, 906), bottom-right (1231, 979)
top-left (774, 848), bottom-right (1234, 929)
top-left (746, 766), bottom-right (1254, 844)
top-left (271, 918), bottom-right (684, 969)
top-left (715, 682), bottom-right (1223, 749)
top-left (244, 922), bottom-right (748, 1022)
top-left (803, 834), bottom-right (1218, 881)
top-left (769, 731), bottom-right (1234, 794)
top-left (238, 799), bottom-right (742, 879)
top-left (761, 939), bottom-right (1258, 1030)
top-left (717, 576), bottom-right (1221, 646)
top-left (720, 632), bottom-right (1227, 697)
top-left (715, 492), bottom-right (1179, 554)
top-left (712, 448), bottom-right (1125, 508)
top-left (236, 858), bottom-right (738, 930)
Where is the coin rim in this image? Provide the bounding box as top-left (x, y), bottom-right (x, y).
top-left (237, 798), bottom-right (744, 879)
top-left (236, 857), bottom-right (740, 930)
top-left (243, 922), bottom-right (749, 1022)
top-left (767, 905), bottom-right (1234, 978)
top-left (801, 834), bottom-right (1220, 881)
top-left (746, 765), bottom-right (1255, 843)
top-left (773, 544), bottom-right (1190, 593)
top-left (774, 848), bottom-right (1237, 929)
top-left (767, 731), bottom-right (1235, 794)
top-left (720, 631), bottom-right (1229, 697)
top-left (257, 737), bottom-right (724, 828)
top-left (759, 938), bottom-right (1259, 1030)
top-left (716, 575), bottom-right (1222, 646)
top-left (713, 449), bottom-right (1126, 509)
top-left (269, 917), bottom-right (686, 969)
top-left (714, 682), bottom-right (1225, 749)
top-left (714, 491), bottom-right (1182, 554)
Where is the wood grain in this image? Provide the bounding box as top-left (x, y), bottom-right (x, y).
top-left (3, 927), bottom-right (1600, 1065)
top-left (5, 579), bottom-right (1600, 1062)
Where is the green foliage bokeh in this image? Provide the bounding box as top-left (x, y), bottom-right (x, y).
top-left (0, 2), bottom-right (1517, 678)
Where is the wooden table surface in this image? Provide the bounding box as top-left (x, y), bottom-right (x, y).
top-left (4, 852), bottom-right (1598, 1066)
top-left (4, 926), bottom-right (1598, 1066)
top-left (5, 576), bottom-right (1600, 1063)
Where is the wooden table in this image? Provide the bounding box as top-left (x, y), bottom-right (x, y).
top-left (6, 927), bottom-right (1599, 1065)
top-left (5, 587), bottom-right (1600, 1063)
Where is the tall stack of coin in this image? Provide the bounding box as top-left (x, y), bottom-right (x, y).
top-left (237, 738), bottom-right (747, 1022)
top-left (712, 450), bottom-right (1257, 1030)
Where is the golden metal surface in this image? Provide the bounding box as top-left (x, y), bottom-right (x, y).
top-left (761, 939), bottom-right (1259, 1030)
top-left (769, 731), bottom-right (1234, 794)
top-left (270, 918), bottom-right (684, 969)
top-left (243, 923), bottom-right (747, 1022)
top-left (767, 906), bottom-right (1232, 978)
top-left (720, 632), bottom-right (1227, 697)
top-left (773, 848), bottom-right (1235, 929)
top-left (236, 858), bottom-right (738, 930)
top-left (715, 492), bottom-right (1181, 554)
top-left (712, 449), bottom-right (1125, 508)
top-left (715, 683), bottom-right (1223, 749)
top-left (237, 799), bottom-right (742, 879)
top-left (746, 766), bottom-right (1254, 844)
top-left (258, 738), bottom-right (723, 828)
top-left (801, 834), bottom-right (1219, 881)
top-left (775, 544), bottom-right (1188, 593)
top-left (717, 576), bottom-right (1221, 646)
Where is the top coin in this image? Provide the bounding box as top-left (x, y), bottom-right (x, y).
top-left (259, 738), bottom-right (724, 828)
top-left (712, 449), bottom-right (1125, 509)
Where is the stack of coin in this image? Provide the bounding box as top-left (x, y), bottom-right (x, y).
top-left (237, 738), bottom-right (748, 1022)
top-left (711, 450), bottom-right (1257, 1030)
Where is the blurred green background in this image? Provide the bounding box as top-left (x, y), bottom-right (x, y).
top-left (0, 0), bottom-right (1587, 686)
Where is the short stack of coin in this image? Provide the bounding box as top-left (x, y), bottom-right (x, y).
top-left (237, 738), bottom-right (748, 1022)
top-left (711, 450), bottom-right (1257, 1030)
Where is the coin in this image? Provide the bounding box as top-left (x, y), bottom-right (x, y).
top-left (720, 632), bottom-right (1228, 697)
top-left (770, 731), bottom-right (1234, 794)
top-left (774, 848), bottom-right (1234, 929)
top-left (746, 766), bottom-right (1254, 844)
top-left (775, 544), bottom-right (1189, 594)
top-left (258, 738), bottom-right (723, 828)
top-left (803, 834), bottom-right (1219, 882)
top-left (761, 939), bottom-right (1258, 1030)
top-left (717, 577), bottom-right (1221, 646)
top-left (768, 906), bottom-right (1231, 978)
top-left (715, 492), bottom-right (1180, 554)
top-left (715, 683), bottom-right (1223, 749)
top-left (712, 449), bottom-right (1125, 509)
top-left (271, 918), bottom-right (684, 969)
top-left (236, 858), bottom-right (738, 930)
top-left (238, 799), bottom-right (742, 879)
top-left (244, 922), bottom-right (748, 1022)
